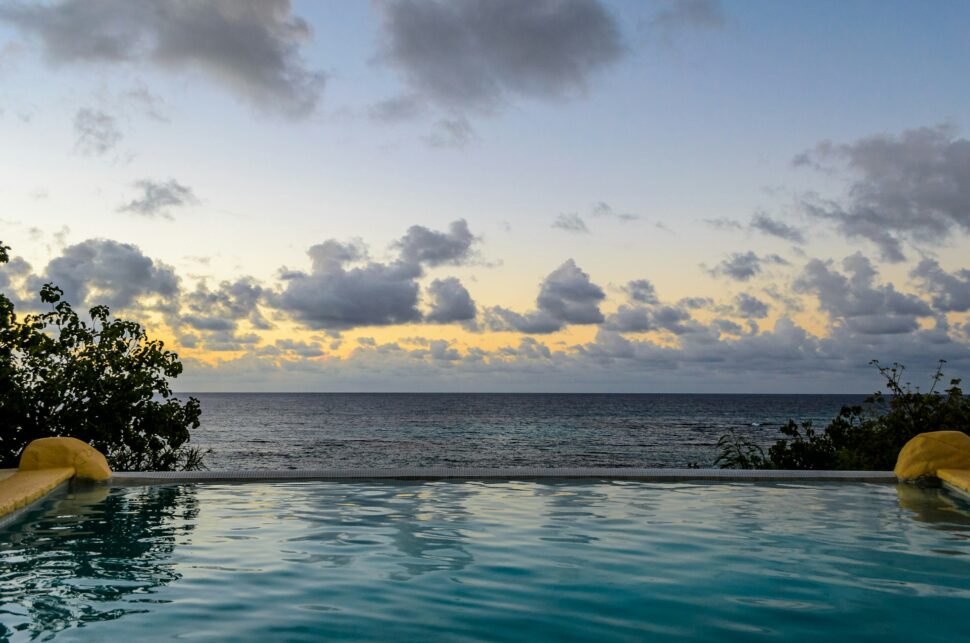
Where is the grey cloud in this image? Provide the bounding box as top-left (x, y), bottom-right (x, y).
top-left (551, 213), bottom-right (589, 233)
top-left (679, 296), bottom-right (713, 309)
top-left (376, 0), bottom-right (624, 111)
top-left (368, 94), bottom-right (425, 123)
top-left (422, 116), bottom-right (475, 149)
top-left (536, 259), bottom-right (606, 324)
top-left (428, 339), bottom-right (461, 361)
top-left (0, 254), bottom-right (32, 308)
top-left (1, 0), bottom-right (323, 118)
top-left (489, 259), bottom-right (605, 333)
top-left (118, 179), bottom-right (199, 219)
top-left (275, 248), bottom-right (421, 331)
top-left (73, 108), bottom-right (121, 155)
top-left (35, 238), bottom-right (178, 310)
top-left (624, 279), bottom-right (659, 304)
top-left (181, 277), bottom-right (267, 333)
top-left (651, 305), bottom-right (695, 335)
top-left (709, 251), bottom-right (788, 281)
top-left (750, 213), bottom-right (805, 244)
top-left (395, 219), bottom-right (476, 267)
top-left (795, 253), bottom-right (933, 335)
top-left (426, 277), bottom-right (477, 324)
top-left (712, 318), bottom-right (744, 335)
top-left (911, 258), bottom-right (970, 313)
top-left (603, 303), bottom-right (700, 336)
top-left (648, 0), bottom-right (726, 33)
top-left (796, 125), bottom-right (970, 262)
top-left (123, 84), bottom-right (168, 121)
top-left (498, 337), bottom-right (552, 360)
top-left (274, 339), bottom-right (324, 358)
top-left (275, 220), bottom-right (476, 330)
top-left (703, 217), bottom-right (743, 231)
top-left (735, 293), bottom-right (769, 319)
top-left (204, 330), bottom-right (261, 352)
top-left (591, 201), bottom-right (638, 221)
top-left (603, 305), bottom-right (653, 332)
top-left (177, 334), bottom-right (199, 349)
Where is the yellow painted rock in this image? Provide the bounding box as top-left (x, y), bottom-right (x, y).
top-left (19, 437), bottom-right (112, 481)
top-left (0, 468), bottom-right (75, 516)
top-left (894, 431), bottom-right (970, 480)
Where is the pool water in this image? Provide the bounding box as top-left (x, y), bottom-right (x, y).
top-left (2, 481), bottom-right (970, 641)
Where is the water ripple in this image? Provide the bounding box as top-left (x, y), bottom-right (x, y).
top-left (2, 482), bottom-right (970, 640)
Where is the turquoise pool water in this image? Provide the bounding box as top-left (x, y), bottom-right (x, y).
top-left (2, 481), bottom-right (970, 641)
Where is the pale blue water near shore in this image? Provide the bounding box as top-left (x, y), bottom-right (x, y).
top-left (183, 394), bottom-right (867, 470)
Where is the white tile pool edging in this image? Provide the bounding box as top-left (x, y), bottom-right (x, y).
top-left (111, 468), bottom-right (899, 483)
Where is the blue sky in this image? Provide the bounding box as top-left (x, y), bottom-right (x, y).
top-left (1, 0), bottom-right (969, 392)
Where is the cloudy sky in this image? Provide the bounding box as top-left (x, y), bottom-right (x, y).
top-left (2, 0), bottom-right (970, 392)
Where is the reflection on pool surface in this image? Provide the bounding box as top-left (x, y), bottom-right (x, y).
top-left (2, 481), bottom-right (970, 641)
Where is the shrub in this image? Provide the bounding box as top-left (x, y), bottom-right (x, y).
top-left (716, 360), bottom-right (969, 470)
top-left (713, 429), bottom-right (766, 469)
top-left (0, 243), bottom-right (204, 471)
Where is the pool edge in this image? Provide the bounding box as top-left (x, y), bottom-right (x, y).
top-left (111, 467), bottom-right (899, 484)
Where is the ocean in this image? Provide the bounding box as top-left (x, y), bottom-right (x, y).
top-left (180, 393), bottom-right (867, 470)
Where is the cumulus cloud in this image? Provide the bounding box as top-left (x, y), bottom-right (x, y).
top-left (551, 213), bottom-right (589, 233)
top-left (0, 0), bottom-right (323, 118)
top-left (395, 219), bottom-right (476, 267)
top-left (180, 277), bottom-right (268, 335)
top-left (708, 251), bottom-right (789, 281)
top-left (795, 124), bottom-right (970, 262)
top-left (603, 305), bottom-right (653, 332)
top-left (603, 302), bottom-right (698, 335)
top-left (911, 258), bottom-right (970, 313)
top-left (375, 0), bottom-right (624, 112)
top-left (274, 241), bottom-right (421, 330)
top-left (624, 279), bottom-right (659, 304)
top-left (735, 292), bottom-right (769, 319)
top-left (272, 338), bottom-right (324, 358)
top-left (426, 277), bottom-right (477, 324)
top-left (73, 108), bottom-right (121, 155)
top-left (0, 253), bottom-right (32, 308)
top-left (33, 239), bottom-right (178, 310)
top-left (489, 259), bottom-right (605, 333)
top-left (749, 213), bottom-right (805, 244)
top-left (274, 220), bottom-right (477, 330)
top-left (795, 253), bottom-right (933, 335)
top-left (118, 179), bottom-right (199, 219)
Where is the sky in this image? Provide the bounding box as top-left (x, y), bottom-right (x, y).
top-left (1, 0), bottom-right (970, 392)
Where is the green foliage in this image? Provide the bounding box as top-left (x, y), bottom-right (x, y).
top-left (716, 360), bottom-right (969, 470)
top-left (713, 429), bottom-right (766, 469)
top-left (0, 243), bottom-right (204, 471)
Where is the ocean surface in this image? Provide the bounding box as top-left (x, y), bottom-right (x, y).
top-left (180, 393), bottom-right (868, 470)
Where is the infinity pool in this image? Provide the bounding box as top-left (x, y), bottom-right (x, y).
top-left (2, 481), bottom-right (970, 641)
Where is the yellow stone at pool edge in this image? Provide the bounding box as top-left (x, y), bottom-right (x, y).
top-left (0, 468), bottom-right (75, 516)
top-left (19, 437), bottom-right (112, 482)
top-left (937, 469), bottom-right (970, 497)
top-left (894, 431), bottom-right (970, 480)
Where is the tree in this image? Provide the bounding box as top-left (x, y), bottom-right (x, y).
top-left (0, 243), bottom-right (204, 470)
top-left (716, 360), bottom-right (969, 470)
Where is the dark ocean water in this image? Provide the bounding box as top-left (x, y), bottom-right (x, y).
top-left (180, 393), bottom-right (867, 470)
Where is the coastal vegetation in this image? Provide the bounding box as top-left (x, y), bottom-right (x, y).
top-left (0, 243), bottom-right (204, 471)
top-left (717, 360), bottom-right (970, 470)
